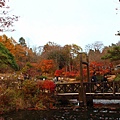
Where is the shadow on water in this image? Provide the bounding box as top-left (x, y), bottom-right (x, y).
top-left (1, 99), bottom-right (120, 120)
top-left (1, 106), bottom-right (120, 120)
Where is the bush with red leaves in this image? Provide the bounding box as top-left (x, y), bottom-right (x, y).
top-left (42, 80), bottom-right (56, 92)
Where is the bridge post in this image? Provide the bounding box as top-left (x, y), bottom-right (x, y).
top-left (86, 55), bottom-right (90, 82)
top-left (79, 53), bottom-right (87, 106)
top-left (113, 81), bottom-right (115, 95)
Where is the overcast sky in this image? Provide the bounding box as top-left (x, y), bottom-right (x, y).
top-left (1, 0), bottom-right (120, 50)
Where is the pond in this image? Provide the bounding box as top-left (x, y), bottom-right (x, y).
top-left (1, 106), bottom-right (120, 120)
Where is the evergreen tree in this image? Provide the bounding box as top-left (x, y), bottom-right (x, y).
top-left (101, 45), bottom-right (120, 61)
top-left (0, 42), bottom-right (18, 71)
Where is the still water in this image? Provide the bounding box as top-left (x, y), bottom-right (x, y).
top-left (1, 99), bottom-right (120, 120)
top-left (1, 106), bottom-right (120, 120)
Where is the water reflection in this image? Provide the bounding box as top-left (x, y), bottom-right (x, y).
top-left (1, 107), bottom-right (120, 120)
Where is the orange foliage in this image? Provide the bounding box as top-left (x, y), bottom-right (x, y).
top-left (38, 59), bottom-right (55, 74)
top-left (0, 35), bottom-right (16, 55)
top-left (89, 61), bottom-right (112, 76)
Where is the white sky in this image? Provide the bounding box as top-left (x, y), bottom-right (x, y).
top-left (1, 0), bottom-right (120, 50)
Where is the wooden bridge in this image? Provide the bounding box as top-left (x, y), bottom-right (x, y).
top-left (55, 81), bottom-right (120, 106)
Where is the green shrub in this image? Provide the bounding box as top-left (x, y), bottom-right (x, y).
top-left (114, 74), bottom-right (120, 81)
top-left (36, 75), bottom-right (47, 80)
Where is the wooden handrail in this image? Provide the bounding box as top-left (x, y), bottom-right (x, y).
top-left (55, 81), bottom-right (120, 94)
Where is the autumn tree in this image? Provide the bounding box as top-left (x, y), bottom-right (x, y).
top-left (38, 59), bottom-right (55, 75)
top-left (85, 41), bottom-right (104, 62)
top-left (40, 41), bottom-right (61, 60)
top-left (40, 41), bottom-right (64, 69)
top-left (42, 41), bottom-right (60, 53)
top-left (88, 49), bottom-right (102, 62)
top-left (47, 49), bottom-right (66, 70)
top-left (62, 44), bottom-right (82, 71)
top-left (0, 34), bottom-right (17, 55)
top-left (89, 61), bottom-right (111, 79)
top-left (0, 0), bottom-right (19, 32)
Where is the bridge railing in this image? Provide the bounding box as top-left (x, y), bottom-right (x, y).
top-left (55, 81), bottom-right (120, 94)
top-left (55, 82), bottom-right (80, 93)
top-left (84, 81), bottom-right (120, 94)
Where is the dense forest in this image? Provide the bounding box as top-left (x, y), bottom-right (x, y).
top-left (0, 34), bottom-right (120, 80)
